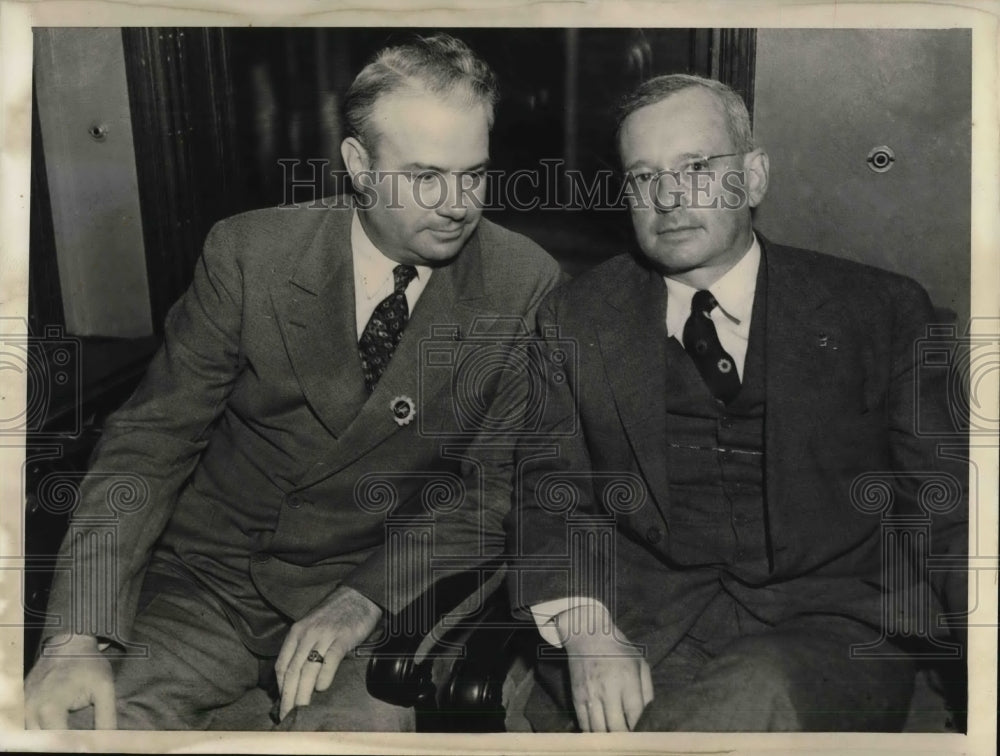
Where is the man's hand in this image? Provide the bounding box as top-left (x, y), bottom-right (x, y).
top-left (24, 634), bottom-right (117, 729)
top-left (557, 605), bottom-right (653, 732)
top-left (274, 585), bottom-right (382, 721)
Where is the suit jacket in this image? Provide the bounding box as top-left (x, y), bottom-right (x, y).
top-left (512, 236), bottom-right (967, 660)
top-left (45, 201), bottom-right (562, 651)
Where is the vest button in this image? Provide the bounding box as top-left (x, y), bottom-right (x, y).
top-left (251, 552), bottom-right (270, 564)
top-left (645, 527), bottom-right (662, 544)
top-left (720, 416), bottom-right (734, 429)
top-left (287, 493), bottom-right (304, 508)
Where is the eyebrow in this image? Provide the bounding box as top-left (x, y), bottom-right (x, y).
top-left (402, 160), bottom-right (491, 173)
top-left (623, 152), bottom-right (718, 172)
top-left (623, 160), bottom-right (648, 173)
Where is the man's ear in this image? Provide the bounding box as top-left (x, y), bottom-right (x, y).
top-left (743, 148), bottom-right (769, 208)
top-left (341, 137), bottom-right (372, 183)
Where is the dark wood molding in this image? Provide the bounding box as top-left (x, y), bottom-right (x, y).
top-left (29, 79), bottom-right (64, 334)
top-left (121, 28), bottom-right (243, 331)
top-left (713, 29), bottom-right (757, 122)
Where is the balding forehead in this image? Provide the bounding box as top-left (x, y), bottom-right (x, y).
top-left (365, 84), bottom-right (494, 150)
top-left (618, 85), bottom-right (739, 159)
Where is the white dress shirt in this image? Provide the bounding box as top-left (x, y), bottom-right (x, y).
top-left (663, 234), bottom-right (761, 380)
top-left (351, 210), bottom-right (432, 338)
top-left (529, 235), bottom-right (762, 647)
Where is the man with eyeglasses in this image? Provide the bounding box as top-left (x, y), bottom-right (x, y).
top-left (512, 74), bottom-right (967, 731)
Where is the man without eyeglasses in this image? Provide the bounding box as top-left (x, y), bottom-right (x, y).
top-left (513, 74), bottom-right (967, 732)
top-left (25, 33), bottom-right (561, 731)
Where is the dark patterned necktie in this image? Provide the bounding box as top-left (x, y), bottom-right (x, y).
top-left (682, 289), bottom-right (741, 403)
top-left (358, 264), bottom-right (418, 392)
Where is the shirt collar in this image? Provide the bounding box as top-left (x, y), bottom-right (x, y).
top-left (663, 234), bottom-right (761, 336)
top-left (351, 210), bottom-right (430, 300)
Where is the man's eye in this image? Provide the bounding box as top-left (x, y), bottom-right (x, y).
top-left (415, 172), bottom-right (439, 184)
top-left (687, 160), bottom-right (710, 172)
top-left (631, 172), bottom-right (654, 184)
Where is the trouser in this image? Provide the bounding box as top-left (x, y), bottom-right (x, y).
top-left (527, 587), bottom-right (916, 732)
top-left (69, 570), bottom-right (415, 731)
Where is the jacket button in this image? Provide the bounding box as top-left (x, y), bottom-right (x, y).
top-left (645, 527), bottom-right (662, 544)
top-left (251, 552), bottom-right (270, 564)
top-left (720, 416), bottom-right (734, 429)
top-left (287, 493), bottom-right (305, 508)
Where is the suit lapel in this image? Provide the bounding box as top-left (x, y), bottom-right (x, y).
top-left (761, 235), bottom-right (850, 507)
top-left (596, 261), bottom-right (673, 520)
top-left (302, 229), bottom-right (491, 484)
top-left (271, 207), bottom-right (368, 439)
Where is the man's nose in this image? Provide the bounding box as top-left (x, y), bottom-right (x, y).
top-left (653, 173), bottom-right (687, 213)
top-left (437, 176), bottom-right (470, 220)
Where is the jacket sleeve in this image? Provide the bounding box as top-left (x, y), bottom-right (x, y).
top-left (504, 288), bottom-right (615, 620)
top-left (886, 276), bottom-right (968, 638)
top-left (42, 219), bottom-right (245, 648)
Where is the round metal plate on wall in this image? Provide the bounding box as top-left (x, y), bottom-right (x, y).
top-left (866, 145), bottom-right (895, 173)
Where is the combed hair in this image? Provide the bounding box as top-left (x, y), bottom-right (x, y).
top-left (615, 74), bottom-right (755, 156)
top-left (344, 33), bottom-right (500, 156)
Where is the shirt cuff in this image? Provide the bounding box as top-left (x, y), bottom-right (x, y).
top-left (530, 597), bottom-right (611, 647)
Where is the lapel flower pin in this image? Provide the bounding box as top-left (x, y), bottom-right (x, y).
top-left (390, 395), bottom-right (417, 426)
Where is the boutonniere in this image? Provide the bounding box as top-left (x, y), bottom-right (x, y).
top-left (390, 395), bottom-right (417, 426)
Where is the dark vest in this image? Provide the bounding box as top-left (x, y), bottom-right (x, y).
top-left (660, 262), bottom-right (770, 582)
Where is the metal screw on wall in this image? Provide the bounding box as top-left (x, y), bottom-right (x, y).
top-left (88, 123), bottom-right (109, 141)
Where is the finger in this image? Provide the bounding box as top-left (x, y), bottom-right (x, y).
top-left (279, 658), bottom-right (303, 720)
top-left (92, 681), bottom-right (118, 730)
top-left (603, 691), bottom-right (629, 732)
top-left (36, 702), bottom-right (69, 730)
top-left (573, 696), bottom-right (592, 733)
top-left (622, 672), bottom-right (647, 731)
top-left (640, 660), bottom-right (655, 706)
top-left (588, 698), bottom-right (608, 733)
top-left (279, 639), bottom-right (319, 720)
top-left (314, 643), bottom-right (345, 692)
top-left (293, 653), bottom-right (324, 709)
top-left (274, 632), bottom-right (300, 692)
